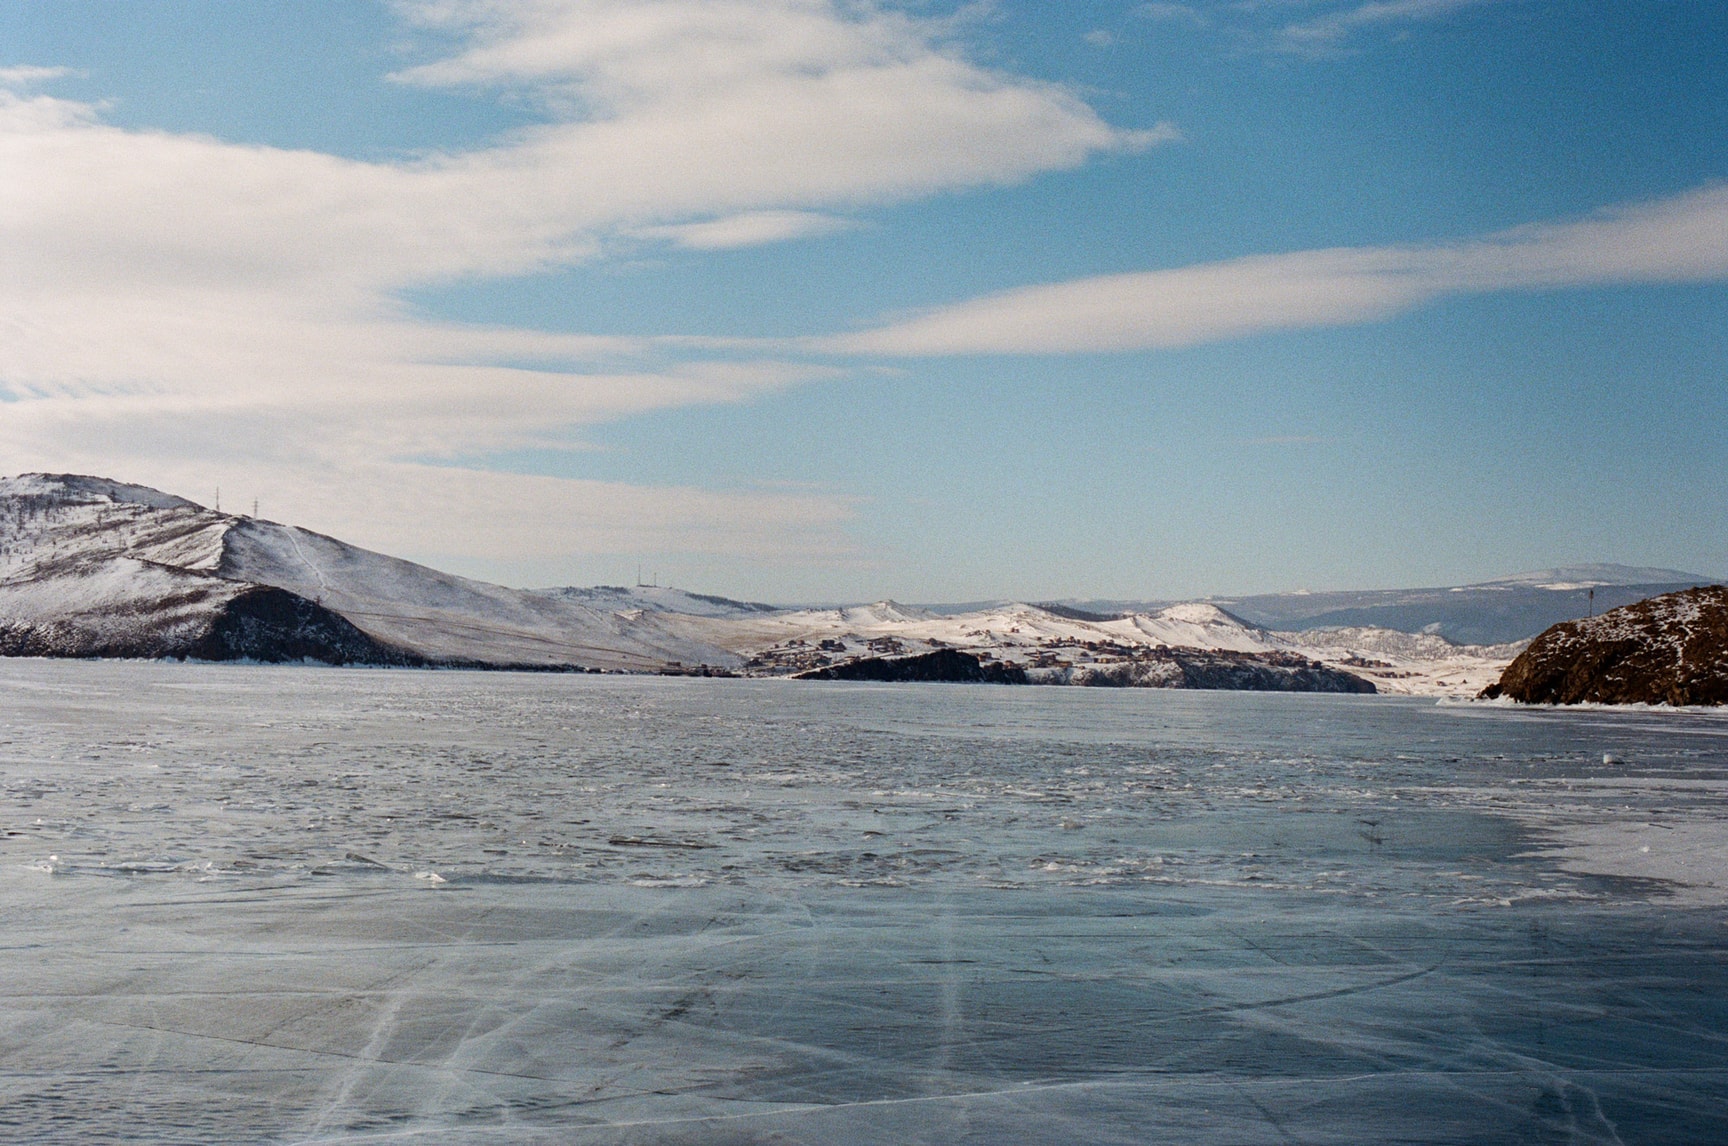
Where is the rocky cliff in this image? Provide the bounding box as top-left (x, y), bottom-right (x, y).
top-left (1480, 586), bottom-right (1728, 705)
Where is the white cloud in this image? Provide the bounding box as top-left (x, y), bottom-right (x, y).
top-left (386, 0), bottom-right (1157, 221)
top-left (0, 65), bottom-right (75, 89)
top-left (820, 184), bottom-right (1728, 355)
top-left (0, 1), bottom-right (1154, 576)
top-left (637, 209), bottom-right (855, 250)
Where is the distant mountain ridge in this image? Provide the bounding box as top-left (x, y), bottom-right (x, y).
top-left (1056, 565), bottom-right (1722, 645)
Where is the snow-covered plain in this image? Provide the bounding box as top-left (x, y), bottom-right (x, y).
top-left (2, 662), bottom-right (1726, 1143)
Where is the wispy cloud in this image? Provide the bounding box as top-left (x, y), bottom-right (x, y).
top-left (0, 0), bottom-right (1157, 573)
top-left (635, 210), bottom-right (856, 250)
top-left (1274, 0), bottom-right (1507, 53)
top-left (0, 65), bottom-right (76, 89)
top-left (1134, 3), bottom-right (1208, 27)
top-left (818, 184), bottom-right (1728, 355)
top-left (1121, 0), bottom-right (1508, 54)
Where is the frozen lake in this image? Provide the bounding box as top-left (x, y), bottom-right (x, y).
top-left (1, 662), bottom-right (1725, 1143)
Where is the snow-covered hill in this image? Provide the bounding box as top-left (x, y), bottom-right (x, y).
top-left (0, 474), bottom-right (737, 670)
top-left (690, 597), bottom-right (1517, 696)
top-left (218, 519), bottom-right (735, 669)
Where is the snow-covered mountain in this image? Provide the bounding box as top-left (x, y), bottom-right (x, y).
top-left (0, 474), bottom-right (737, 670)
top-left (1476, 564), bottom-right (1715, 589)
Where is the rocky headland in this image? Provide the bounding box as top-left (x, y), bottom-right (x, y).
top-left (1481, 586), bottom-right (1728, 705)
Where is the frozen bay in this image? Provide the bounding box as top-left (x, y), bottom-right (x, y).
top-left (1, 663), bottom-right (1726, 1143)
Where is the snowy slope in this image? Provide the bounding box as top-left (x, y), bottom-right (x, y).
top-left (0, 475), bottom-right (738, 670)
top-left (1103, 603), bottom-right (1272, 653)
top-left (220, 520), bottom-right (737, 670)
top-left (0, 478), bottom-right (414, 663)
top-left (0, 474), bottom-right (228, 575)
top-left (0, 475), bottom-right (247, 656)
top-left (542, 584), bottom-right (779, 619)
top-left (0, 556), bottom-right (249, 657)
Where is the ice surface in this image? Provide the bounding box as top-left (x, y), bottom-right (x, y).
top-left (0, 662), bottom-right (1725, 1142)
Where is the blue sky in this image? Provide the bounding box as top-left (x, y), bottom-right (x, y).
top-left (0, 1), bottom-right (1724, 601)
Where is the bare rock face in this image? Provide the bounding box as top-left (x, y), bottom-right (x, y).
top-left (1480, 586), bottom-right (1728, 705)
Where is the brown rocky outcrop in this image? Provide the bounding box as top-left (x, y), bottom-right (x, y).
top-left (1480, 585), bottom-right (1728, 705)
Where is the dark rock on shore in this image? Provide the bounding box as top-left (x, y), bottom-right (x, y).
top-left (0, 581), bottom-right (424, 666)
top-left (1059, 648), bottom-right (1377, 693)
top-left (185, 587), bottom-right (424, 665)
top-left (794, 648), bottom-right (1027, 683)
top-left (796, 646), bottom-right (1376, 692)
top-left (1481, 586), bottom-right (1728, 705)
top-left (1174, 648), bottom-right (1377, 692)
